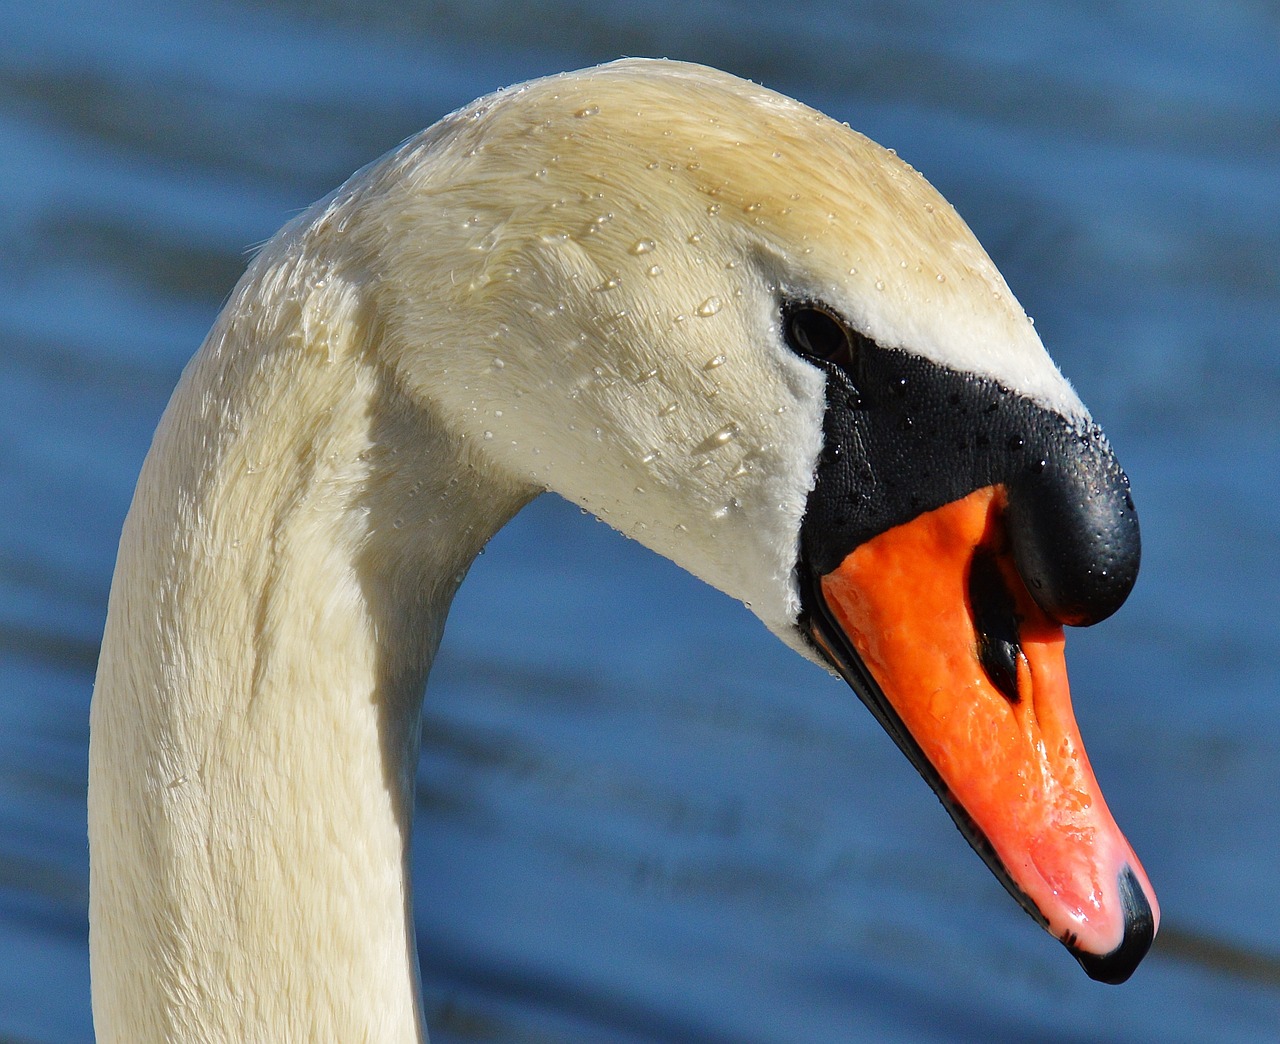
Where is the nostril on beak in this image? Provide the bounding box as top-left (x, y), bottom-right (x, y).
top-left (968, 548), bottom-right (1024, 704)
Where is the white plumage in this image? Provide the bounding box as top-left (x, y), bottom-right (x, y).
top-left (90, 60), bottom-right (1092, 1041)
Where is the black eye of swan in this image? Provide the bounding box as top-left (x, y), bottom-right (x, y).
top-left (782, 302), bottom-right (859, 371)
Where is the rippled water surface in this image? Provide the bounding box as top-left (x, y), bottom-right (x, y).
top-left (2, 1), bottom-right (1278, 1040)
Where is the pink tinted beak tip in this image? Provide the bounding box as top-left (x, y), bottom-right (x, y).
top-left (1069, 865), bottom-right (1157, 984)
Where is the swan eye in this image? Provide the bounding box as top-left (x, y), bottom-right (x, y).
top-left (782, 303), bottom-right (858, 370)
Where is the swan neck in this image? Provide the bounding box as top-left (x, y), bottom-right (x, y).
top-left (88, 241), bottom-right (529, 1041)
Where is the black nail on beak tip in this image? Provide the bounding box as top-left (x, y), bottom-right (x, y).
top-left (1070, 866), bottom-right (1157, 984)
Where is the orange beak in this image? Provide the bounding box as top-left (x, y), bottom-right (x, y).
top-left (805, 485), bottom-right (1158, 982)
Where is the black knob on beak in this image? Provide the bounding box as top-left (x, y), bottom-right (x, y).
top-left (1006, 424), bottom-right (1141, 627)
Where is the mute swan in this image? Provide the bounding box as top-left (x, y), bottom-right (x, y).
top-left (90, 59), bottom-right (1158, 1041)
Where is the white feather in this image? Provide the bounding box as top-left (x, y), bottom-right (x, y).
top-left (90, 59), bottom-right (1081, 1041)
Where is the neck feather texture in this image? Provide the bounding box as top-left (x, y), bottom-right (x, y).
top-left (88, 232), bottom-right (530, 1041)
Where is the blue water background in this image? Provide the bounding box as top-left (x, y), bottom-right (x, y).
top-left (1, 1), bottom-right (1277, 1040)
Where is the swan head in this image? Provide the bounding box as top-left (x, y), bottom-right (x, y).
top-left (347, 59), bottom-right (1155, 982)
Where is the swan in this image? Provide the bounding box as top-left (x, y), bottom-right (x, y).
top-left (89, 59), bottom-right (1159, 1041)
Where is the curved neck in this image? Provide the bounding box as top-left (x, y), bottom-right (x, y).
top-left (88, 240), bottom-right (530, 1041)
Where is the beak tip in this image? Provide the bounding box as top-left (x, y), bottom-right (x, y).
top-left (1069, 864), bottom-right (1158, 985)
